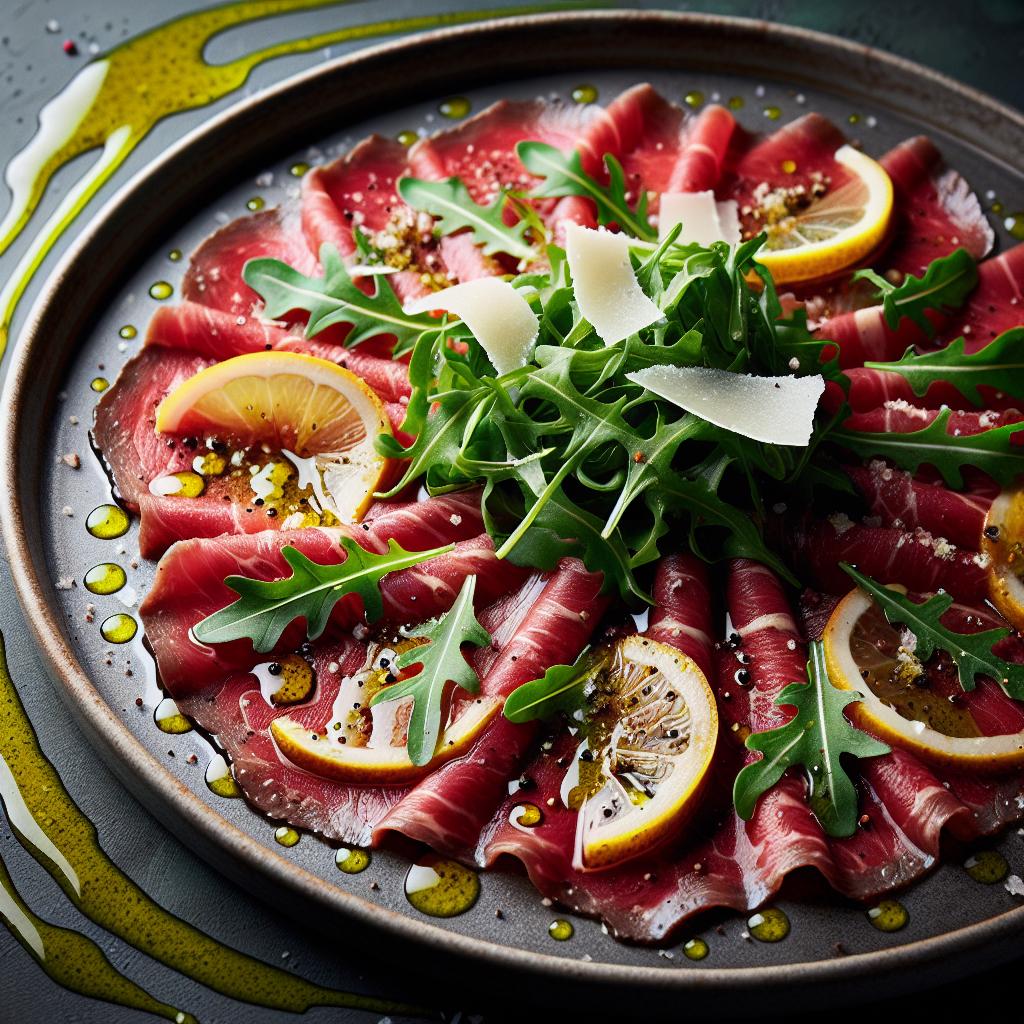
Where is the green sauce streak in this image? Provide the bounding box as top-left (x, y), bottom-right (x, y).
top-left (0, 634), bottom-right (423, 1018)
top-left (0, 0), bottom-right (564, 355)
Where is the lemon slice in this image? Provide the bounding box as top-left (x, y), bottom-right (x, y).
top-left (823, 586), bottom-right (1024, 769)
top-left (155, 351), bottom-right (392, 522)
top-left (565, 636), bottom-right (717, 870)
top-left (271, 697), bottom-right (498, 785)
top-left (270, 639), bottom-right (499, 785)
top-left (754, 145), bottom-right (893, 285)
top-left (983, 489), bottom-right (1024, 632)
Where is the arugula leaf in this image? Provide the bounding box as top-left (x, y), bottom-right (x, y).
top-left (733, 641), bottom-right (890, 838)
top-left (369, 575), bottom-right (490, 765)
top-left (397, 176), bottom-right (534, 261)
top-left (841, 564), bottom-right (1024, 698)
top-left (243, 244), bottom-right (438, 355)
top-left (864, 328), bottom-right (1024, 406)
top-left (516, 141), bottom-right (656, 241)
top-left (831, 408), bottom-right (1024, 488)
top-left (503, 648), bottom-right (599, 724)
top-left (192, 538), bottom-right (453, 652)
top-left (852, 247), bottom-right (978, 334)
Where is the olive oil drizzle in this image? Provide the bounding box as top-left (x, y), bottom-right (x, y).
top-left (0, 0), bottom-right (561, 356)
top-left (0, 634), bottom-right (421, 1018)
top-left (0, 855), bottom-right (198, 1024)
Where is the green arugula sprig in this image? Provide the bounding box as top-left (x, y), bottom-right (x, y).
top-left (831, 407), bottom-right (1024, 488)
top-left (503, 648), bottom-right (599, 724)
top-left (516, 141), bottom-right (657, 242)
top-left (397, 176), bottom-right (535, 261)
top-left (733, 641), bottom-right (890, 838)
top-left (192, 538), bottom-right (453, 652)
top-left (244, 244), bottom-right (439, 355)
top-left (864, 328), bottom-right (1024, 406)
top-left (853, 247), bottom-right (978, 334)
top-left (369, 575), bottom-right (490, 765)
top-left (841, 564), bottom-right (1024, 698)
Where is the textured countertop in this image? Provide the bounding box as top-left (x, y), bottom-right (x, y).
top-left (1, 2), bottom-right (1022, 1021)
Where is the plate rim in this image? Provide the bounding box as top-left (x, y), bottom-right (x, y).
top-left (3, 8), bottom-right (1024, 999)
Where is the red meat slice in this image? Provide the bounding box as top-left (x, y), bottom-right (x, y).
top-left (784, 515), bottom-right (989, 602)
top-left (139, 493), bottom-right (499, 694)
top-left (177, 566), bottom-right (552, 846)
top-left (879, 136), bottom-right (993, 276)
top-left (845, 461), bottom-right (993, 550)
top-left (182, 207), bottom-right (316, 316)
top-left (668, 103), bottom-right (736, 193)
top-left (374, 557), bottom-right (607, 855)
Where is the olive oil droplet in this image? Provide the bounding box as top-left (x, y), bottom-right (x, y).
top-left (118, 324), bottom-right (137, 340)
top-left (335, 847), bottom-right (371, 874)
top-left (548, 919), bottom-right (573, 941)
top-left (405, 857), bottom-right (480, 917)
top-left (84, 562), bottom-right (126, 596)
top-left (763, 105), bottom-right (782, 121)
top-left (275, 826), bottom-right (300, 848)
top-left (149, 280), bottom-right (173, 300)
top-left (781, 159), bottom-right (797, 174)
top-left (747, 907), bottom-right (789, 942)
top-left (154, 697), bottom-right (193, 735)
top-left (289, 161), bottom-right (310, 177)
top-left (150, 471), bottom-right (205, 498)
top-left (867, 899), bottom-right (908, 932)
top-left (205, 754), bottom-right (241, 799)
top-left (246, 195), bottom-right (265, 211)
top-left (100, 613), bottom-right (137, 645)
top-left (439, 96), bottom-right (470, 119)
top-left (90, 377), bottom-right (109, 393)
top-left (683, 937), bottom-right (709, 960)
top-left (847, 112), bottom-right (861, 124)
top-left (965, 849), bottom-right (1009, 884)
top-left (684, 90), bottom-right (704, 108)
top-left (396, 130), bottom-right (418, 147)
top-left (510, 802), bottom-right (542, 828)
top-left (571, 84), bottom-right (598, 105)
top-left (727, 95), bottom-right (745, 110)
top-left (1004, 213), bottom-right (1024, 241)
top-left (167, 248), bottom-right (182, 262)
top-left (86, 504), bottom-right (130, 540)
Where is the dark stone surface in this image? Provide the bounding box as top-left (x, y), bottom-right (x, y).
top-left (0, 2), bottom-right (1021, 1021)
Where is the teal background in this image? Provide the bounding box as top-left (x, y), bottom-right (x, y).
top-left (0, 2), bottom-right (1021, 1021)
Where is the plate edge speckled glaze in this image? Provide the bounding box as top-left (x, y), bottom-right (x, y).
top-left (3, 11), bottom-right (1024, 1012)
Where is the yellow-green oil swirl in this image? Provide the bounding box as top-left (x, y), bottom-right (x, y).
top-left (0, 0), bottom-right (562, 355)
top-left (0, 633), bottom-right (420, 1019)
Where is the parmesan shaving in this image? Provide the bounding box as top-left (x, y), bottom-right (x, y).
top-left (626, 365), bottom-right (825, 446)
top-left (658, 191), bottom-right (741, 246)
top-left (563, 223), bottom-right (662, 345)
top-left (405, 277), bottom-right (538, 376)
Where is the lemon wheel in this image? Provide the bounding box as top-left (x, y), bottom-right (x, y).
top-left (983, 489), bottom-right (1024, 633)
top-left (155, 351), bottom-right (392, 522)
top-left (823, 586), bottom-right (1024, 770)
top-left (754, 145), bottom-right (893, 285)
top-left (566, 636), bottom-right (718, 871)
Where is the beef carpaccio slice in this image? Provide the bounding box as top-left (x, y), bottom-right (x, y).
top-left (86, 82), bottom-right (1024, 945)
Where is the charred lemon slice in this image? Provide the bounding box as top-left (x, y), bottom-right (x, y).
top-left (823, 586), bottom-right (1024, 769)
top-left (754, 145), bottom-right (893, 284)
top-left (983, 489), bottom-right (1024, 633)
top-left (270, 641), bottom-right (498, 785)
top-left (564, 635), bottom-right (717, 871)
top-left (155, 351), bottom-right (392, 522)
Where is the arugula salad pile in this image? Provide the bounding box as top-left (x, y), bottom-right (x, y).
top-left (191, 146), bottom-right (1024, 837)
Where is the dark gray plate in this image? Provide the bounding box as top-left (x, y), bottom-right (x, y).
top-left (4, 12), bottom-right (1024, 1015)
